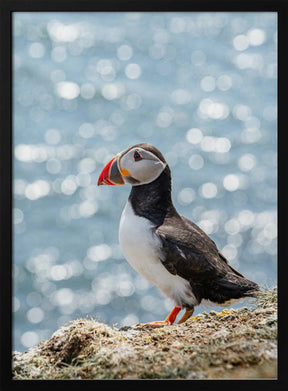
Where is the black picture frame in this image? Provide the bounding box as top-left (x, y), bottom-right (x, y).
top-left (1, 0), bottom-right (286, 390)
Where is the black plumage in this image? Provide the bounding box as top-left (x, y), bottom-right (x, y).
top-left (128, 143), bottom-right (259, 307)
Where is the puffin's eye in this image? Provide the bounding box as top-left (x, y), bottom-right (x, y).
top-left (133, 151), bottom-right (142, 161)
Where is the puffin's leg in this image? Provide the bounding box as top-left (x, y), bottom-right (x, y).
top-left (135, 306), bottom-right (181, 328)
top-left (177, 308), bottom-right (194, 324)
top-left (165, 306), bottom-right (182, 324)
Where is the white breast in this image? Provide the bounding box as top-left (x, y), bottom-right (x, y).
top-left (118, 201), bottom-right (197, 308)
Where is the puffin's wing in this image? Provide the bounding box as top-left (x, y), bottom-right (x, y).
top-left (155, 215), bottom-right (259, 303)
top-left (155, 215), bottom-right (229, 280)
top-left (180, 216), bottom-right (245, 278)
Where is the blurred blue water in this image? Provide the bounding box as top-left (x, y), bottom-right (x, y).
top-left (13, 12), bottom-right (277, 352)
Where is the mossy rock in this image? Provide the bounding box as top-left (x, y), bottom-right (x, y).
top-left (13, 287), bottom-right (277, 380)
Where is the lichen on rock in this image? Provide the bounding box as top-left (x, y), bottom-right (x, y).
top-left (12, 287), bottom-right (277, 380)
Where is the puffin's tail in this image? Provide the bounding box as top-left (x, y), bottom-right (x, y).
top-left (208, 252), bottom-right (260, 303)
top-left (217, 274), bottom-right (259, 295)
top-left (203, 270), bottom-right (260, 305)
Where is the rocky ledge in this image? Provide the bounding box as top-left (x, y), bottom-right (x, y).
top-left (13, 287), bottom-right (277, 380)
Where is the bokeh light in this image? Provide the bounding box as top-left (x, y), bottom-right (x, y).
top-left (13, 11), bottom-right (277, 352)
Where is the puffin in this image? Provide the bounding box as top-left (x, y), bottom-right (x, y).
top-left (97, 143), bottom-right (259, 327)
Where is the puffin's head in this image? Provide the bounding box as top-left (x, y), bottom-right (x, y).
top-left (97, 143), bottom-right (167, 187)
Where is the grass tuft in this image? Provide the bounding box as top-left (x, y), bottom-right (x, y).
top-left (13, 287), bottom-right (277, 380)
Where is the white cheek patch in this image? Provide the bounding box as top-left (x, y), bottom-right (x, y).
top-left (132, 160), bottom-right (166, 185)
top-left (120, 150), bottom-right (166, 185)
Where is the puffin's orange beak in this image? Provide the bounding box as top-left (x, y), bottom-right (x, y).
top-left (97, 156), bottom-right (125, 186)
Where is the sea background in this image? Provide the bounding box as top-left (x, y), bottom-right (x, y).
top-left (13, 12), bottom-right (277, 352)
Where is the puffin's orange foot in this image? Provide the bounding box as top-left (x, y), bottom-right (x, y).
top-left (134, 320), bottom-right (171, 328)
top-left (134, 307), bottom-right (182, 329)
top-left (177, 308), bottom-right (194, 324)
